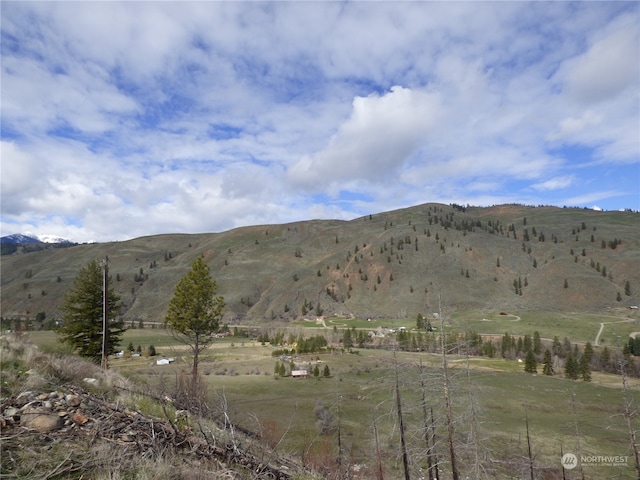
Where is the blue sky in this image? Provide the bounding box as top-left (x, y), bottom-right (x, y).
top-left (1, 1), bottom-right (638, 243)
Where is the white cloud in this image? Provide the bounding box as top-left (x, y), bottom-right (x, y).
top-left (1, 2), bottom-right (638, 242)
top-left (564, 191), bottom-right (627, 206)
top-left (558, 15), bottom-right (639, 104)
top-left (531, 176), bottom-right (576, 191)
top-left (0, 142), bottom-right (43, 214)
top-left (288, 86), bottom-right (442, 190)
top-left (551, 111), bottom-right (603, 140)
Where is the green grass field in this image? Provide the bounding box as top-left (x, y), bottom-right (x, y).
top-left (24, 328), bottom-right (640, 479)
top-left (451, 309), bottom-right (640, 345)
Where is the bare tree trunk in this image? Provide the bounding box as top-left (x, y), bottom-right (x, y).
top-left (419, 361), bottom-right (434, 480)
top-left (336, 390), bottom-right (344, 477)
top-left (525, 408), bottom-right (535, 480)
top-left (465, 346), bottom-right (482, 479)
top-left (431, 406), bottom-right (440, 480)
top-left (439, 297), bottom-right (459, 480)
top-left (192, 335), bottom-right (200, 388)
top-left (620, 360), bottom-right (640, 479)
top-left (394, 352), bottom-right (411, 480)
top-left (373, 412), bottom-right (384, 480)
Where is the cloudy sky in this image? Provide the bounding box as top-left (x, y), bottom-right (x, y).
top-left (1, 1), bottom-right (638, 243)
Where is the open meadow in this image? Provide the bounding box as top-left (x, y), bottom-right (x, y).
top-left (26, 326), bottom-right (640, 479)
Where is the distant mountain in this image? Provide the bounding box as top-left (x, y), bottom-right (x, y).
top-left (1, 233), bottom-right (72, 245)
top-left (0, 234), bottom-right (42, 244)
top-left (1, 233), bottom-right (76, 256)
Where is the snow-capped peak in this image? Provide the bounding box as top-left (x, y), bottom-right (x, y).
top-left (0, 233), bottom-right (72, 244)
top-left (36, 234), bottom-right (72, 244)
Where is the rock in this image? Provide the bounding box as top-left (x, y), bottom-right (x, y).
top-left (72, 412), bottom-right (89, 425)
top-left (3, 407), bottom-right (19, 417)
top-left (65, 394), bottom-right (81, 407)
top-left (21, 412), bottom-right (63, 432)
top-left (15, 391), bottom-right (34, 407)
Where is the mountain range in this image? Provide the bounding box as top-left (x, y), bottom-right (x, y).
top-left (1, 203), bottom-right (638, 326)
top-left (0, 233), bottom-right (73, 244)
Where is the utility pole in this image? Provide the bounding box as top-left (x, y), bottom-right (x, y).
top-left (101, 256), bottom-right (109, 370)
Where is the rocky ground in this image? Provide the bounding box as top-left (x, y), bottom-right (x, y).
top-left (1, 385), bottom-right (303, 479)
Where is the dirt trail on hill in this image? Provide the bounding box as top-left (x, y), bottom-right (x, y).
top-left (595, 318), bottom-right (637, 346)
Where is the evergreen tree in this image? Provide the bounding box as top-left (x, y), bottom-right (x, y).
top-left (542, 349), bottom-right (554, 376)
top-left (600, 345), bottom-right (611, 369)
top-left (343, 328), bottom-right (353, 349)
top-left (573, 343), bottom-right (580, 361)
top-left (564, 352), bottom-right (579, 380)
top-left (164, 257), bottom-right (225, 383)
top-left (533, 331), bottom-right (542, 355)
top-left (57, 259), bottom-right (124, 362)
top-left (501, 332), bottom-right (512, 358)
top-left (524, 349), bottom-right (537, 373)
top-left (583, 342), bottom-right (594, 364)
top-left (313, 364), bottom-right (320, 377)
top-left (323, 364), bottom-right (331, 377)
top-left (579, 353), bottom-right (592, 381)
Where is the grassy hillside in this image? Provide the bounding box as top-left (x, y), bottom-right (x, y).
top-left (2, 203), bottom-right (639, 328)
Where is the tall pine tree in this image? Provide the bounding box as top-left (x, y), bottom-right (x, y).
top-left (579, 354), bottom-right (592, 381)
top-left (524, 349), bottom-right (537, 373)
top-left (542, 349), bottom-right (554, 376)
top-left (57, 259), bottom-right (124, 362)
top-left (564, 352), bottom-right (579, 380)
top-left (165, 257), bottom-right (225, 384)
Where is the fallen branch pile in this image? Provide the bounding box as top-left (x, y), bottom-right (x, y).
top-left (1, 386), bottom-right (300, 479)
